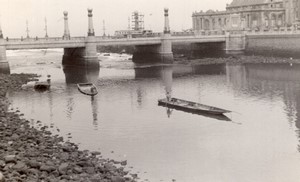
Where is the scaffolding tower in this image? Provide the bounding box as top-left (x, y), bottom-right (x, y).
top-left (132, 11), bottom-right (144, 31)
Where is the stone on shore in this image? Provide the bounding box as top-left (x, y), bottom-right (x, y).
top-left (0, 172), bottom-right (5, 182)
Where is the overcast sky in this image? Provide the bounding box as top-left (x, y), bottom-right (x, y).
top-left (0, 0), bottom-right (232, 38)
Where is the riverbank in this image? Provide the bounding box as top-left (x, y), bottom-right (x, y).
top-left (175, 55), bottom-right (300, 65)
top-left (0, 74), bottom-right (136, 182)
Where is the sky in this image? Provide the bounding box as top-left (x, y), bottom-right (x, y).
top-left (0, 0), bottom-right (232, 38)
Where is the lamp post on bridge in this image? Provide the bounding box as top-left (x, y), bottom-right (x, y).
top-left (63, 11), bottom-right (70, 40)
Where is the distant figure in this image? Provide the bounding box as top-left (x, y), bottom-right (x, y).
top-left (166, 91), bottom-right (171, 101)
top-left (47, 75), bottom-right (51, 83)
top-left (21, 36), bottom-right (23, 41)
top-left (6, 37), bottom-right (8, 41)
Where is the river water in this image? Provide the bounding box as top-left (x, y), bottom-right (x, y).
top-left (4, 49), bottom-right (300, 182)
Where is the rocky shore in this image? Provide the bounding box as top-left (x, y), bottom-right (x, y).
top-left (0, 73), bottom-right (136, 182)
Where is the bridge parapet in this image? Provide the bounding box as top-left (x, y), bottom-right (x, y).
top-left (246, 29), bottom-right (300, 35)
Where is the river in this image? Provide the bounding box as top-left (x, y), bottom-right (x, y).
top-left (4, 49), bottom-right (300, 182)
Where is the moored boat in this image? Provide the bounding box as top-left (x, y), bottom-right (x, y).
top-left (158, 97), bottom-right (231, 115)
top-left (77, 83), bottom-right (98, 96)
top-left (34, 82), bottom-right (50, 91)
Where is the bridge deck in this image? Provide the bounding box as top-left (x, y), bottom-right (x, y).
top-left (2, 35), bottom-right (226, 50)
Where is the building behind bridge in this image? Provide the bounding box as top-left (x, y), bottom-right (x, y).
top-left (192, 0), bottom-right (300, 34)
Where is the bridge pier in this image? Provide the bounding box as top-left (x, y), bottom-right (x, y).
top-left (159, 33), bottom-right (173, 63)
top-left (133, 8), bottom-right (173, 63)
top-left (225, 31), bottom-right (246, 54)
top-left (0, 33), bottom-right (9, 73)
top-left (62, 9), bottom-right (99, 68)
top-left (160, 8), bottom-right (173, 63)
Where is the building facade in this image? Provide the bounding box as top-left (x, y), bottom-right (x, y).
top-left (192, 0), bottom-right (300, 34)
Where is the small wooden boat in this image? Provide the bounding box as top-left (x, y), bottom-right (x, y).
top-left (158, 98), bottom-right (231, 115)
top-left (77, 83), bottom-right (98, 96)
top-left (34, 82), bottom-right (50, 91)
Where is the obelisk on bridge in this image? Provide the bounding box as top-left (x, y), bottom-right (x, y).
top-left (63, 11), bottom-right (70, 40)
top-left (87, 8), bottom-right (95, 36)
top-left (160, 8), bottom-right (173, 63)
top-left (164, 8), bottom-right (170, 34)
top-left (84, 8), bottom-right (98, 68)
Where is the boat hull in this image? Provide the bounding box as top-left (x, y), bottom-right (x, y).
top-left (158, 98), bottom-right (231, 115)
top-left (77, 83), bottom-right (98, 96)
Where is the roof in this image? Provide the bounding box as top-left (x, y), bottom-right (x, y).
top-left (228, 0), bottom-right (269, 7)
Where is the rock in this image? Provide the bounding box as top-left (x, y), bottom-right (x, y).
top-left (27, 168), bottom-right (40, 176)
top-left (12, 161), bottom-right (27, 171)
top-left (4, 155), bottom-right (16, 163)
top-left (111, 176), bottom-right (125, 182)
top-left (40, 165), bottom-right (56, 172)
top-left (73, 166), bottom-right (83, 174)
top-left (58, 163), bottom-right (69, 175)
top-left (104, 163), bottom-right (116, 171)
top-left (59, 152), bottom-right (69, 161)
top-left (120, 160), bottom-right (127, 166)
top-left (0, 160), bottom-right (5, 167)
top-left (85, 167), bottom-right (95, 174)
top-left (91, 151), bottom-right (101, 156)
top-left (27, 160), bottom-right (41, 168)
top-left (0, 172), bottom-right (5, 182)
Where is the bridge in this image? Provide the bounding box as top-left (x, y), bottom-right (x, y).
top-left (0, 8), bottom-right (245, 68)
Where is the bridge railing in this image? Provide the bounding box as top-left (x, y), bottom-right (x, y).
top-left (194, 30), bottom-right (226, 36)
top-left (246, 28), bottom-right (300, 35)
top-left (5, 36), bottom-right (86, 42)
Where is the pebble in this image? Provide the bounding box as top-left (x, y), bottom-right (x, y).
top-left (58, 163), bottom-right (69, 175)
top-left (0, 172), bottom-right (5, 182)
top-left (4, 155), bottom-right (16, 163)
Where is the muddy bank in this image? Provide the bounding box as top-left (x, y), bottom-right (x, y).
top-left (0, 74), bottom-right (136, 182)
top-left (175, 55), bottom-right (300, 65)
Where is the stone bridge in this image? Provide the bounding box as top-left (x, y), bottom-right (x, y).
top-left (0, 8), bottom-right (246, 68)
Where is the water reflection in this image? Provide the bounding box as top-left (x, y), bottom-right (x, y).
top-left (161, 66), bottom-right (173, 118)
top-left (0, 62), bottom-right (10, 74)
top-left (62, 65), bottom-right (100, 130)
top-left (91, 96), bottom-right (99, 130)
top-left (227, 63), bottom-right (300, 150)
top-left (63, 65), bottom-right (99, 84)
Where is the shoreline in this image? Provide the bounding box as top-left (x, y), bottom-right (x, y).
top-left (174, 54), bottom-right (300, 65)
top-left (0, 73), bottom-right (136, 182)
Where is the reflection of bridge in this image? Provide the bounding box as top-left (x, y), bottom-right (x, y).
top-left (0, 8), bottom-right (245, 67)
